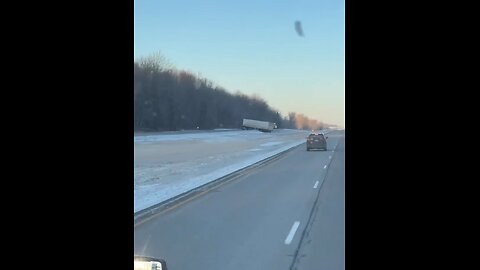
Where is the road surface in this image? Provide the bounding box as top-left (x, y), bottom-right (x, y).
top-left (134, 130), bottom-right (345, 270)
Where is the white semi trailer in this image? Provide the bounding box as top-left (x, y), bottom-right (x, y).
top-left (242, 119), bottom-right (276, 132)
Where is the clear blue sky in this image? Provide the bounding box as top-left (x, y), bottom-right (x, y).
top-left (134, 0), bottom-right (344, 127)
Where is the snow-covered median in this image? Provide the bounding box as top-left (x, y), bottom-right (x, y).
top-left (134, 129), bottom-right (310, 213)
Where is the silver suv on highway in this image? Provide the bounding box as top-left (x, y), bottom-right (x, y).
top-left (306, 133), bottom-right (328, 151)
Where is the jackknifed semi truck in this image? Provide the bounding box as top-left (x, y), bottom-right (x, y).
top-left (242, 119), bottom-right (276, 132)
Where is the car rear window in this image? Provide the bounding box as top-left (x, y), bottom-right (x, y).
top-left (308, 134), bottom-right (324, 139)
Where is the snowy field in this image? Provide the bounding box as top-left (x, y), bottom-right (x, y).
top-left (134, 129), bottom-right (328, 213)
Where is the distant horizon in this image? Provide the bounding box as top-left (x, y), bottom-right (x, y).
top-left (135, 0), bottom-right (344, 128)
top-left (134, 54), bottom-right (339, 128)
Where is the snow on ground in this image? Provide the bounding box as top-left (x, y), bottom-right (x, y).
top-left (134, 129), bottom-right (313, 213)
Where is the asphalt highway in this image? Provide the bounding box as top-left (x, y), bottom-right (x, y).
top-left (134, 130), bottom-right (345, 270)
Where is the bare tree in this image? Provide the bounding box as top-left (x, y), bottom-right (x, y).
top-left (137, 51), bottom-right (172, 73)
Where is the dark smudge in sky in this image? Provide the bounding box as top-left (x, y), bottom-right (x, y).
top-left (294, 20), bottom-right (304, 37)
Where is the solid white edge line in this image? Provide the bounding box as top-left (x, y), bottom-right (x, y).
top-left (285, 221), bottom-right (301, 245)
top-left (313, 181), bottom-right (319, 189)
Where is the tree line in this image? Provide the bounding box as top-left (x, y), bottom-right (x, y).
top-left (134, 53), bottom-right (324, 131)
